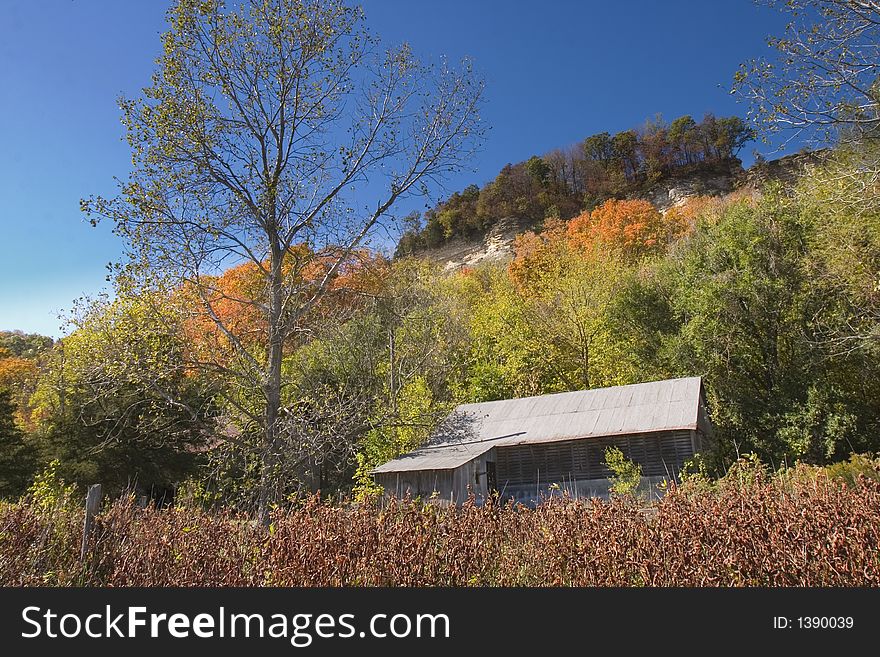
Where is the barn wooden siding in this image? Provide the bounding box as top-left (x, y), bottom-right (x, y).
top-left (374, 429), bottom-right (702, 505)
top-left (494, 429), bottom-right (700, 503)
top-left (374, 450), bottom-right (496, 504)
top-left (373, 469), bottom-right (454, 503)
top-left (496, 429), bottom-right (698, 488)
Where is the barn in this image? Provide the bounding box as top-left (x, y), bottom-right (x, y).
top-left (372, 376), bottom-right (712, 504)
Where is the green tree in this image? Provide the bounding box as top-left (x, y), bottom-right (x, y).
top-left (394, 211), bottom-right (426, 257)
top-left (611, 129), bottom-right (640, 182)
top-left (524, 155), bottom-right (551, 185)
top-left (714, 116), bottom-right (754, 159)
top-left (463, 265), bottom-right (543, 400)
top-left (0, 388), bottom-right (36, 499)
top-left (582, 132), bottom-right (614, 163)
top-left (669, 115), bottom-right (698, 165)
top-left (0, 331), bottom-right (54, 359)
top-left (30, 294), bottom-right (211, 496)
top-left (660, 194), bottom-right (814, 463)
top-left (644, 189), bottom-right (880, 467)
top-left (797, 144), bottom-right (880, 353)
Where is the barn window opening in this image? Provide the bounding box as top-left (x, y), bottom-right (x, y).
top-left (486, 461), bottom-right (497, 494)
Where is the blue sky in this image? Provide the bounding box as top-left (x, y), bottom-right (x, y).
top-left (0, 0), bottom-right (793, 337)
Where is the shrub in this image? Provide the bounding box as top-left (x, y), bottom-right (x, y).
top-left (604, 446), bottom-right (642, 497)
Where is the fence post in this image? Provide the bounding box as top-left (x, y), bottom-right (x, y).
top-left (81, 483), bottom-right (102, 560)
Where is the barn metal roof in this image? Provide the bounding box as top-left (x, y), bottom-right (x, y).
top-left (372, 377), bottom-right (706, 474)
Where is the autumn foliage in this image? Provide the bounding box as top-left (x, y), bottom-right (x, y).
top-left (663, 189), bottom-right (757, 230)
top-left (508, 218), bottom-right (570, 292)
top-left (567, 199), bottom-right (688, 255)
top-left (0, 351), bottom-right (38, 429)
top-left (509, 199), bottom-right (689, 292)
top-left (0, 355), bottom-right (36, 392)
top-left (180, 249), bottom-right (388, 362)
top-left (399, 113), bottom-right (753, 253)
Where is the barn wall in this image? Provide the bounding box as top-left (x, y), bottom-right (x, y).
top-left (494, 430), bottom-right (698, 505)
top-left (375, 449), bottom-right (497, 505)
top-left (376, 430), bottom-right (702, 506)
top-left (452, 448), bottom-right (496, 503)
top-left (374, 469), bottom-right (455, 504)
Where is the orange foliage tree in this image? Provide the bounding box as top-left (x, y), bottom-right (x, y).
top-left (0, 352), bottom-right (36, 390)
top-left (0, 350), bottom-right (38, 426)
top-left (180, 249), bottom-right (389, 367)
top-left (664, 190), bottom-right (757, 231)
top-left (511, 198), bottom-right (690, 293)
top-left (566, 199), bottom-right (688, 257)
top-left (508, 218), bottom-right (569, 293)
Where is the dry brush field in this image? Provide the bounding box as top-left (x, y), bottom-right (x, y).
top-left (2, 465), bottom-right (879, 587)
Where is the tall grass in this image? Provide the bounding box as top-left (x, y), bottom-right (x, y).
top-left (2, 463), bottom-right (879, 587)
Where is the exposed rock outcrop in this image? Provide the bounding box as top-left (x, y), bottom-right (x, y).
top-left (646, 174), bottom-right (738, 213)
top-left (420, 217), bottom-right (528, 272)
top-left (642, 159), bottom-right (743, 213)
top-left (415, 151), bottom-right (825, 271)
top-left (744, 149), bottom-right (831, 188)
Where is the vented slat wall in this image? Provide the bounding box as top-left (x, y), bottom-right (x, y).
top-left (496, 431), bottom-right (696, 486)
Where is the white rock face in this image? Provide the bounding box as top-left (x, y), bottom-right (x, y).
top-left (647, 175), bottom-right (736, 213)
top-left (433, 217), bottom-right (526, 272)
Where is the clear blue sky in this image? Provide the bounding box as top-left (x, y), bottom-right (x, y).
top-left (0, 0), bottom-right (793, 337)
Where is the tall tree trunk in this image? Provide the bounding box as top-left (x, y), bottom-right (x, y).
top-left (258, 232), bottom-right (285, 525)
top-left (581, 341), bottom-right (590, 390)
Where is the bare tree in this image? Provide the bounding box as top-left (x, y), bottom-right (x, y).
top-left (83, 0), bottom-right (484, 520)
top-left (734, 0), bottom-right (880, 145)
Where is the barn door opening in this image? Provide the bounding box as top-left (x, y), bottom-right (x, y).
top-left (486, 461), bottom-right (497, 495)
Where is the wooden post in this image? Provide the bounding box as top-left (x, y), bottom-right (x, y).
top-left (81, 484), bottom-right (102, 560)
